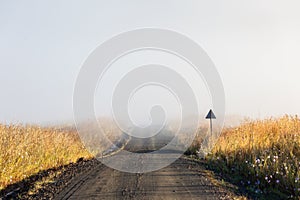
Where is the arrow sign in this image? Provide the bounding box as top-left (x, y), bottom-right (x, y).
top-left (206, 109), bottom-right (216, 136)
top-left (206, 109), bottom-right (216, 119)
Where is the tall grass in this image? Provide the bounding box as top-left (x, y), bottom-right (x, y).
top-left (0, 124), bottom-right (91, 190)
top-left (207, 115), bottom-right (300, 198)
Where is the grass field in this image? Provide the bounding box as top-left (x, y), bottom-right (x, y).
top-left (0, 124), bottom-right (91, 190)
top-left (204, 115), bottom-right (300, 198)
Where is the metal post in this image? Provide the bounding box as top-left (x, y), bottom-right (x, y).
top-left (210, 117), bottom-right (212, 137)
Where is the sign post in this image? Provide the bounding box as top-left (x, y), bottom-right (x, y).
top-left (205, 109), bottom-right (216, 136)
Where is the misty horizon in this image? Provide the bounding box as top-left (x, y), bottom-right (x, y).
top-left (1, 1), bottom-right (300, 124)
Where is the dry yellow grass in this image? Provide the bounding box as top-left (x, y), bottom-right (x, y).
top-left (208, 115), bottom-right (300, 197)
top-left (0, 124), bottom-right (91, 190)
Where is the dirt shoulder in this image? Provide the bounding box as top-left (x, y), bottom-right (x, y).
top-left (0, 158), bottom-right (99, 200)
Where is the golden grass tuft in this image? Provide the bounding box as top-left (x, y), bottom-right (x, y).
top-left (208, 115), bottom-right (300, 197)
top-left (0, 124), bottom-right (91, 190)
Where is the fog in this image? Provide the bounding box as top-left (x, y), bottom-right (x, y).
top-left (1, 0), bottom-right (300, 124)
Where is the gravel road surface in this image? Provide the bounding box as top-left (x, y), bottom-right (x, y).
top-left (54, 134), bottom-right (240, 200)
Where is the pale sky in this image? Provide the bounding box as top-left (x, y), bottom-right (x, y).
top-left (0, 0), bottom-right (300, 124)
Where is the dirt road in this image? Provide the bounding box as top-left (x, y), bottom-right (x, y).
top-left (55, 134), bottom-right (239, 200)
